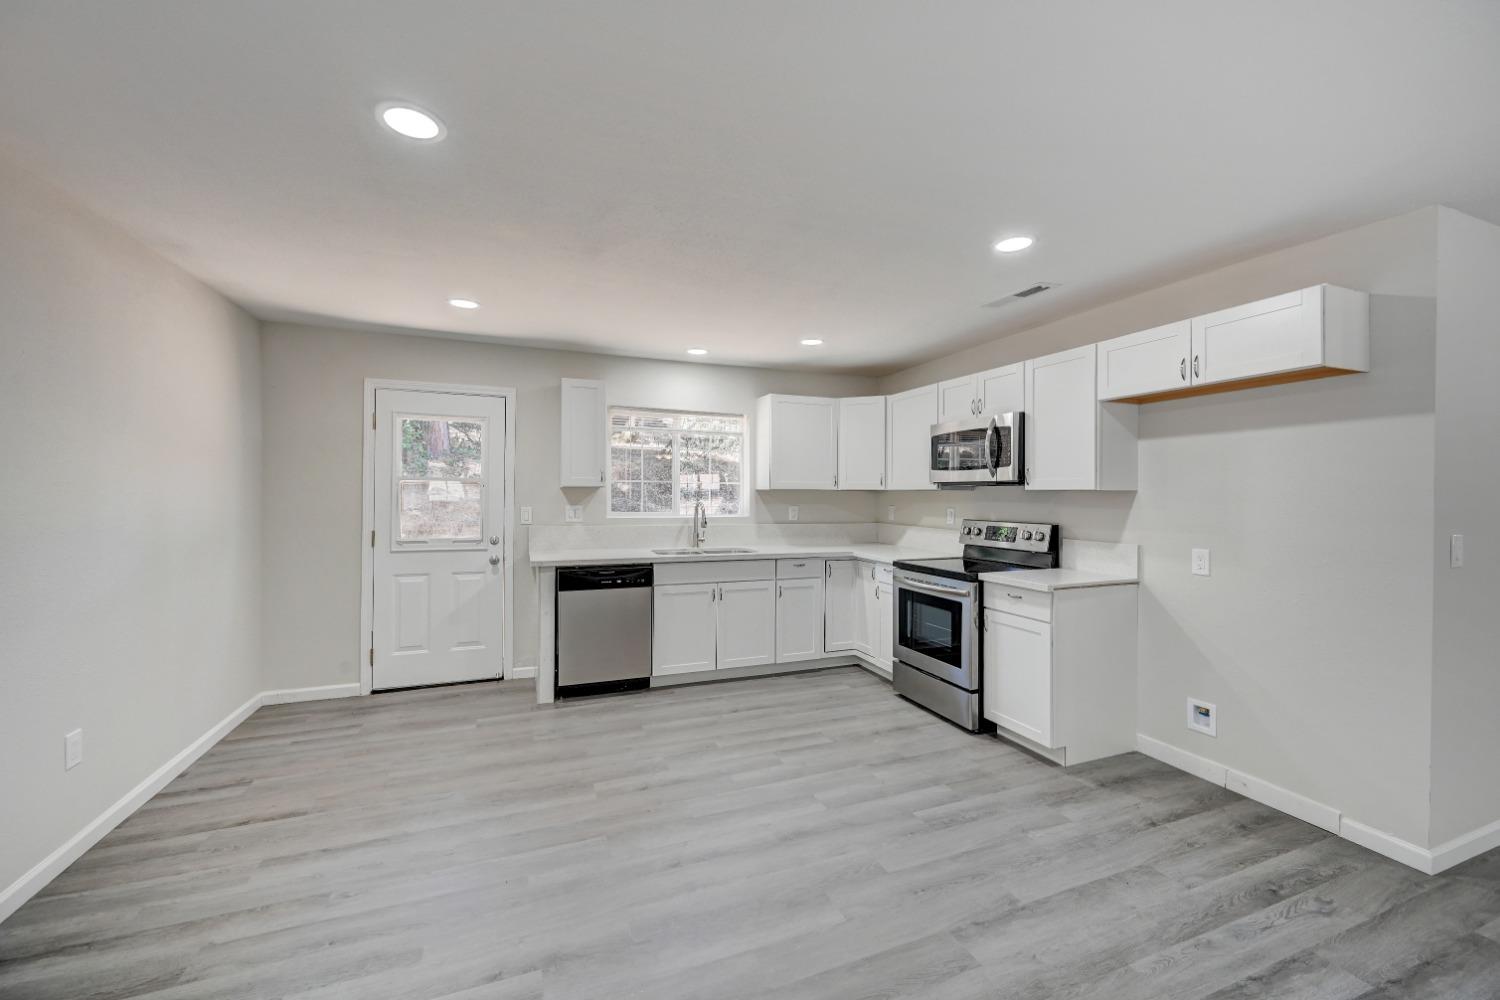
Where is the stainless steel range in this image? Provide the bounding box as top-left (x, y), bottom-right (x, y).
top-left (892, 520), bottom-right (1059, 731)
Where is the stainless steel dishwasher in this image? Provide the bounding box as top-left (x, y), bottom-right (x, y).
top-left (555, 564), bottom-right (653, 697)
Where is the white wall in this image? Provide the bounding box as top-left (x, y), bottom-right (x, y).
top-left (881, 209), bottom-right (1440, 846)
top-left (259, 323), bottom-right (878, 691)
top-left (0, 158), bottom-right (263, 906)
top-left (1429, 208), bottom-right (1500, 846)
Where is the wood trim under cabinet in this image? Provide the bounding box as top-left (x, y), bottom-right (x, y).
top-left (1111, 365), bottom-right (1362, 405)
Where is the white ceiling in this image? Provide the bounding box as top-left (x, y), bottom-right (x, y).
top-left (2, 1), bottom-right (1497, 375)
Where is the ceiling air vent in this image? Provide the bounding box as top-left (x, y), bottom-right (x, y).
top-left (983, 282), bottom-right (1058, 308)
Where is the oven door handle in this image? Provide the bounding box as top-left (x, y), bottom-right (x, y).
top-left (896, 576), bottom-right (975, 599)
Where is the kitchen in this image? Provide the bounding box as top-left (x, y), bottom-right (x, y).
top-left (5, 4), bottom-right (1500, 997)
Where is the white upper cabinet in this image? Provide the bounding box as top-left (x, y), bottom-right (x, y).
top-left (885, 384), bottom-right (939, 491)
top-left (1024, 344), bottom-right (1137, 492)
top-left (936, 364), bottom-right (1024, 421)
top-left (1191, 284), bottom-right (1369, 388)
top-left (1097, 285), bottom-right (1370, 402)
top-left (837, 396), bottom-right (887, 490)
top-left (559, 378), bottom-right (606, 488)
top-left (755, 395), bottom-right (837, 491)
top-left (1096, 321), bottom-right (1193, 401)
top-left (978, 363), bottom-right (1025, 415)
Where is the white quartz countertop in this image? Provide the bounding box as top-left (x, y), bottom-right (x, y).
top-left (978, 567), bottom-right (1139, 592)
top-left (529, 542), bottom-right (945, 568)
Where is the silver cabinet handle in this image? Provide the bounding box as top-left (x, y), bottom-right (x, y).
top-left (777, 583), bottom-right (783, 598)
top-left (1179, 358), bottom-right (1187, 382)
top-left (875, 587), bottom-right (881, 600)
top-left (1193, 355), bottom-right (1200, 378)
top-left (1006, 592), bottom-right (1023, 600)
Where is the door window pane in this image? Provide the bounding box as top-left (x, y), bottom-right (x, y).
top-left (399, 481), bottom-right (482, 541)
top-left (402, 418), bottom-right (483, 478)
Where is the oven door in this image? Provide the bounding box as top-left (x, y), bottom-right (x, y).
top-left (894, 573), bottom-right (977, 689)
top-left (929, 418), bottom-right (996, 485)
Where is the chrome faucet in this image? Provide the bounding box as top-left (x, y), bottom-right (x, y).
top-left (692, 496), bottom-right (709, 549)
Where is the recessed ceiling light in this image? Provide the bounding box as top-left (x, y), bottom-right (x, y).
top-left (378, 103), bottom-right (445, 141)
top-left (686, 348), bottom-right (709, 356)
top-left (993, 235), bottom-right (1035, 253)
top-left (447, 298), bottom-right (479, 309)
top-left (800, 339), bottom-right (824, 347)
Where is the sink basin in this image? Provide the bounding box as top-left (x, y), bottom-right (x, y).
top-left (701, 547), bottom-right (756, 554)
top-left (650, 547), bottom-right (757, 556)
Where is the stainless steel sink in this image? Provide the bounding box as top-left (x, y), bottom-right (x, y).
top-left (701, 547), bottom-right (756, 554)
top-left (650, 547), bottom-right (757, 556)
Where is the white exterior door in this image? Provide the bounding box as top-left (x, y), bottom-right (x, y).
top-left (717, 580), bottom-right (776, 668)
top-left (776, 577), bottom-right (825, 662)
top-left (372, 389), bottom-right (507, 690)
top-left (653, 583), bottom-right (718, 675)
top-left (837, 397), bottom-right (886, 490)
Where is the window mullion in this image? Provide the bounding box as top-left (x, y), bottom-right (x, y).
top-left (672, 430), bottom-right (684, 516)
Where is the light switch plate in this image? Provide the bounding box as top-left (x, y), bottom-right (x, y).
top-left (945, 508), bottom-right (956, 526)
top-left (788, 505), bottom-right (799, 522)
top-left (564, 505), bottom-right (583, 523)
top-left (1452, 533), bottom-right (1465, 567)
top-left (1191, 548), bottom-right (1211, 576)
top-left (519, 506), bottom-right (533, 525)
top-left (64, 729), bottom-right (83, 770)
top-left (887, 505), bottom-right (896, 522)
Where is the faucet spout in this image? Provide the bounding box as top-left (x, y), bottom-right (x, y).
top-left (693, 498), bottom-right (708, 548)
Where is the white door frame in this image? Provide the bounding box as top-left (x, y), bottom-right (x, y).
top-left (360, 378), bottom-right (517, 695)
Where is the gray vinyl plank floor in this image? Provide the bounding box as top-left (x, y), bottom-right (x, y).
top-left (4, 667), bottom-right (1500, 999)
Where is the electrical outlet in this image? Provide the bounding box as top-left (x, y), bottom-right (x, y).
top-left (788, 505), bottom-right (799, 522)
top-left (564, 505), bottom-right (583, 523)
top-left (1187, 699), bottom-right (1217, 737)
top-left (64, 729), bottom-right (83, 770)
top-left (887, 505), bottom-right (896, 522)
top-left (945, 508), bottom-right (956, 526)
top-left (1191, 548), bottom-right (1211, 576)
top-left (1452, 533), bottom-right (1465, 567)
top-left (519, 506), bottom-right (533, 525)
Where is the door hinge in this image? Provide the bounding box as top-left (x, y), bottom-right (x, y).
top-left (371, 411), bottom-right (377, 429)
top-left (369, 647), bottom-right (375, 666)
top-left (370, 529), bottom-right (376, 547)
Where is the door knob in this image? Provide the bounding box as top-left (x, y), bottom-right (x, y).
top-left (489, 555), bottom-right (500, 565)
top-left (489, 535), bottom-right (500, 546)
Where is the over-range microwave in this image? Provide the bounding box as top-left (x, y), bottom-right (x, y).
top-left (929, 412), bottom-right (1023, 487)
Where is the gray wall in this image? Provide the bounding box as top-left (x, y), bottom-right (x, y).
top-left (880, 209), bottom-right (1440, 846)
top-left (1429, 208), bottom-right (1500, 846)
top-left (0, 159), bottom-right (263, 899)
top-left (258, 324), bottom-right (879, 690)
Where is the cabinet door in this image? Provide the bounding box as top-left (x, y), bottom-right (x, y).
top-left (652, 583), bottom-right (718, 675)
top-left (1190, 287), bottom-right (1324, 387)
top-left (983, 610), bottom-right (1055, 746)
top-left (760, 395), bottom-right (837, 490)
top-left (1024, 344), bottom-right (1098, 491)
top-left (718, 580), bottom-right (776, 669)
top-left (824, 559), bottom-right (862, 652)
top-left (559, 378), bottom-right (605, 487)
top-left (937, 375), bottom-right (980, 422)
top-left (1096, 321), bottom-right (1192, 401)
top-left (837, 397), bottom-right (887, 490)
top-left (977, 364), bottom-right (1025, 415)
top-left (776, 577), bottom-right (825, 663)
top-left (876, 582), bottom-right (894, 666)
top-left (885, 385), bottom-right (939, 491)
top-left (859, 566), bottom-right (880, 657)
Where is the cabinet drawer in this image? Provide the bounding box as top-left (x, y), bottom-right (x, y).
top-left (776, 557), bottom-right (825, 579)
top-left (654, 559), bottom-right (775, 585)
top-left (983, 583), bottom-right (1052, 622)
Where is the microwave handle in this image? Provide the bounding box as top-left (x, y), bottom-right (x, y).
top-left (985, 416), bottom-right (1000, 477)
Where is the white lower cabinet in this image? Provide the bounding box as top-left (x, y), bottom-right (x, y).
top-left (717, 580), bottom-right (776, 668)
top-left (776, 576), bottom-right (825, 663)
top-left (652, 583), bottom-right (719, 675)
top-left (981, 582), bottom-right (1138, 765)
top-left (824, 559), bottom-right (863, 653)
top-left (875, 580), bottom-right (893, 668)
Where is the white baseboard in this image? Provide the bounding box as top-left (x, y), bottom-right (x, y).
top-left (0, 690), bottom-right (262, 925)
top-left (1132, 732), bottom-right (1481, 875)
top-left (0, 681), bottom-right (362, 926)
top-left (261, 683), bottom-right (361, 705)
top-left (511, 665), bottom-right (538, 680)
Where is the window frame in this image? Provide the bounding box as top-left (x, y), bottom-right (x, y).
top-left (605, 405), bottom-right (749, 520)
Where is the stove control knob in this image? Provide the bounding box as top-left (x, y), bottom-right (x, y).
top-left (1034, 531), bottom-right (1047, 544)
top-left (1021, 530), bottom-right (1033, 540)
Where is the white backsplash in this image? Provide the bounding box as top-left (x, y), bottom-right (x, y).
top-left (875, 523), bottom-right (963, 555)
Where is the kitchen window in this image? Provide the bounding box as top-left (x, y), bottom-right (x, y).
top-left (608, 407), bottom-right (745, 517)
